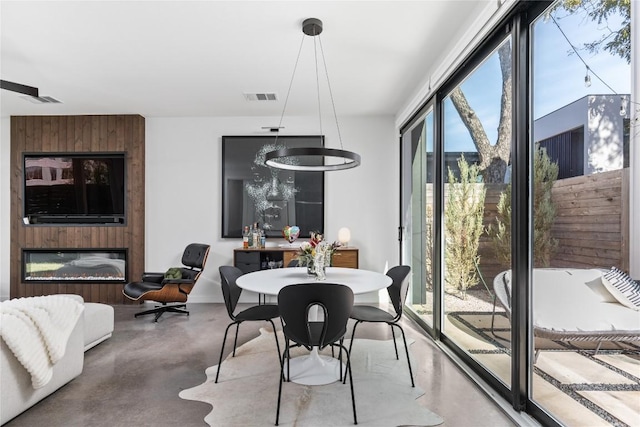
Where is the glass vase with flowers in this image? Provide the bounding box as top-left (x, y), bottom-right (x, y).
top-left (295, 231), bottom-right (341, 279)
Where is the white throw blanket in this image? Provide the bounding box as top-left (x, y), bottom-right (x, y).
top-left (0, 295), bottom-right (84, 389)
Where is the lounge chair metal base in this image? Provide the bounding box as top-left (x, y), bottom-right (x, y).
top-left (134, 303), bottom-right (188, 322)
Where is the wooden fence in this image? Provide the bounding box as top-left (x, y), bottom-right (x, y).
top-left (549, 168), bottom-right (629, 271)
top-left (429, 167), bottom-right (629, 289)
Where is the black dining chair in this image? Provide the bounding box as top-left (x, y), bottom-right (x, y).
top-left (215, 266), bottom-right (281, 383)
top-left (276, 283), bottom-right (356, 425)
top-left (346, 265), bottom-right (414, 387)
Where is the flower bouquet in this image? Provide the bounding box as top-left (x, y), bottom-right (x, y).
top-left (295, 231), bottom-right (341, 280)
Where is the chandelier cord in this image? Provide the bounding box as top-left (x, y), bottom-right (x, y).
top-left (312, 26), bottom-right (323, 138)
top-left (275, 34), bottom-right (306, 146)
top-left (263, 18), bottom-right (361, 172)
top-left (318, 35), bottom-right (345, 152)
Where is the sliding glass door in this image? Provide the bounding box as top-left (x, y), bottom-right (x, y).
top-left (441, 35), bottom-right (513, 390)
top-left (401, 104), bottom-right (435, 330)
top-left (529, 2), bottom-right (633, 425)
top-left (399, 1), bottom-right (633, 425)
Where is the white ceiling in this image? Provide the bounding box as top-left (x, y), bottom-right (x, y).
top-left (0, 1), bottom-right (490, 119)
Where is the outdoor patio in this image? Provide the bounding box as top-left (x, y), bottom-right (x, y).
top-left (412, 288), bottom-right (640, 427)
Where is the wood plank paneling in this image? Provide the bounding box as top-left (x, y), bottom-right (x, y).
top-left (442, 170), bottom-right (629, 290)
top-left (549, 169), bottom-right (627, 270)
top-left (10, 115), bottom-right (145, 304)
top-left (620, 168), bottom-right (630, 272)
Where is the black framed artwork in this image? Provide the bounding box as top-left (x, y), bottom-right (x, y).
top-left (221, 135), bottom-right (325, 239)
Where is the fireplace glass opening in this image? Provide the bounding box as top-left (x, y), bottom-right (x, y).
top-left (22, 249), bottom-right (127, 283)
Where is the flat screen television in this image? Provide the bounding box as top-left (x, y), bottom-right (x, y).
top-left (23, 153), bottom-right (126, 224)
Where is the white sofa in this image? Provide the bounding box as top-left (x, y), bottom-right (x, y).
top-left (493, 268), bottom-right (640, 344)
top-left (0, 295), bottom-right (114, 425)
top-left (83, 301), bottom-right (115, 351)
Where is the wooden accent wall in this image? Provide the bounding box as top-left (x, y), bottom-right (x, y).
top-left (10, 115), bottom-right (145, 304)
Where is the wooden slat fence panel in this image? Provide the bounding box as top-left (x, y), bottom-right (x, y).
top-left (550, 169), bottom-right (627, 270)
top-left (429, 168), bottom-right (629, 289)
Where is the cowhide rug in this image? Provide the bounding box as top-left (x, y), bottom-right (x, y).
top-left (179, 328), bottom-right (444, 426)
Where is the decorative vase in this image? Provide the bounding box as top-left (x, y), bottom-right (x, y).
top-left (313, 252), bottom-right (326, 281)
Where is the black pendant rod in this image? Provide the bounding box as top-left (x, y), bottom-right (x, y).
top-left (0, 80), bottom-right (39, 97)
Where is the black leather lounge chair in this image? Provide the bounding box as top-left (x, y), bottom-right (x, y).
top-left (122, 243), bottom-right (210, 322)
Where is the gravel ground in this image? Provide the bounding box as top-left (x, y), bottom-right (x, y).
top-left (413, 287), bottom-right (499, 314)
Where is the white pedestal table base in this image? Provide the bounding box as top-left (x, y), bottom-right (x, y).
top-left (286, 349), bottom-right (347, 385)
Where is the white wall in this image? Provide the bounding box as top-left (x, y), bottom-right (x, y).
top-left (0, 115), bottom-right (397, 302)
top-left (533, 97), bottom-right (588, 141)
top-left (533, 95), bottom-right (628, 175)
top-left (586, 95), bottom-right (628, 174)
top-left (144, 115), bottom-right (398, 304)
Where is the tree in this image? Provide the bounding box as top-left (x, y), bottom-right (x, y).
top-left (425, 203), bottom-right (434, 291)
top-left (449, 0), bottom-right (630, 183)
top-left (489, 147), bottom-right (559, 267)
top-left (450, 42), bottom-right (512, 184)
top-left (444, 155), bottom-right (486, 298)
top-left (559, 0), bottom-right (630, 63)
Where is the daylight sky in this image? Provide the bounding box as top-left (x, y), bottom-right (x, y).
top-left (443, 4), bottom-right (631, 152)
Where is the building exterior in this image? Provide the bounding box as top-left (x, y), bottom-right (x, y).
top-left (534, 94), bottom-right (631, 178)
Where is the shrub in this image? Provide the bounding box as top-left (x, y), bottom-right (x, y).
top-left (444, 155), bottom-right (486, 298)
top-left (490, 147), bottom-right (558, 267)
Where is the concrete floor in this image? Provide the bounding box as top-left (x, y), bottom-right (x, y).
top-left (4, 303), bottom-right (517, 426)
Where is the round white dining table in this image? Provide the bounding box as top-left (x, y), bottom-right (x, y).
top-left (236, 267), bottom-right (392, 385)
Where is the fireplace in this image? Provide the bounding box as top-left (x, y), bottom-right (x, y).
top-left (22, 249), bottom-right (128, 283)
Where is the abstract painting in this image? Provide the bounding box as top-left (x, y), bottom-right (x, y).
top-left (221, 135), bottom-right (324, 239)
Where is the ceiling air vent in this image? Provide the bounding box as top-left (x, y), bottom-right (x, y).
top-left (244, 92), bottom-right (278, 101)
top-left (20, 95), bottom-right (62, 104)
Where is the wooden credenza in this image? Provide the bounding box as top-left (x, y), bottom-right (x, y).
top-left (233, 247), bottom-right (358, 274)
